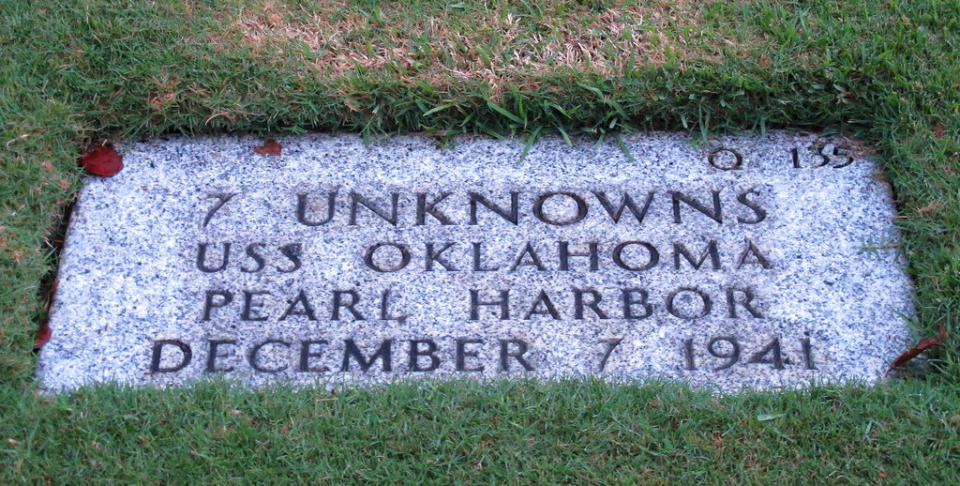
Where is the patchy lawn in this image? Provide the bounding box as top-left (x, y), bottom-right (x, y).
top-left (1, 0), bottom-right (959, 482)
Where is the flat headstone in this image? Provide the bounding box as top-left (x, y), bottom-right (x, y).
top-left (38, 132), bottom-right (915, 392)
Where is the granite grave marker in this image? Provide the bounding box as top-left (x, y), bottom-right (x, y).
top-left (37, 132), bottom-right (915, 391)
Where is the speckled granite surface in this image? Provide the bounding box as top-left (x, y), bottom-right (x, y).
top-left (37, 132), bottom-right (914, 392)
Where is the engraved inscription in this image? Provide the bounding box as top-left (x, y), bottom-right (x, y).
top-left (152, 163), bottom-right (825, 380)
top-left (36, 134), bottom-right (916, 392)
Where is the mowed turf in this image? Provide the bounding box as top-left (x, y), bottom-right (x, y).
top-left (2, 0), bottom-right (959, 482)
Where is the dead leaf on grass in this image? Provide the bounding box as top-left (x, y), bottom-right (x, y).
top-left (915, 200), bottom-right (945, 215)
top-left (887, 324), bottom-right (948, 374)
top-left (34, 323), bottom-right (51, 351)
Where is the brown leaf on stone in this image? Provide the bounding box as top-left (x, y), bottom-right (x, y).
top-left (80, 145), bottom-right (124, 177)
top-left (253, 140), bottom-right (282, 156)
top-left (888, 325), bottom-right (947, 373)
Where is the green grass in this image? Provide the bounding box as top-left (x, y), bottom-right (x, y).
top-left (3, 379), bottom-right (960, 483)
top-left (2, 0), bottom-right (959, 482)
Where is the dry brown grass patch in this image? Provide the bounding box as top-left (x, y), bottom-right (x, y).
top-left (147, 76), bottom-right (181, 113)
top-left (226, 0), bottom-right (758, 97)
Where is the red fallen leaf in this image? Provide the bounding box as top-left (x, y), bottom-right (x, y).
top-left (80, 145), bottom-right (123, 177)
top-left (34, 322), bottom-right (51, 351)
top-left (933, 124), bottom-right (945, 139)
top-left (253, 140), bottom-right (282, 156)
top-left (34, 278), bottom-right (58, 351)
top-left (888, 324), bottom-right (948, 373)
